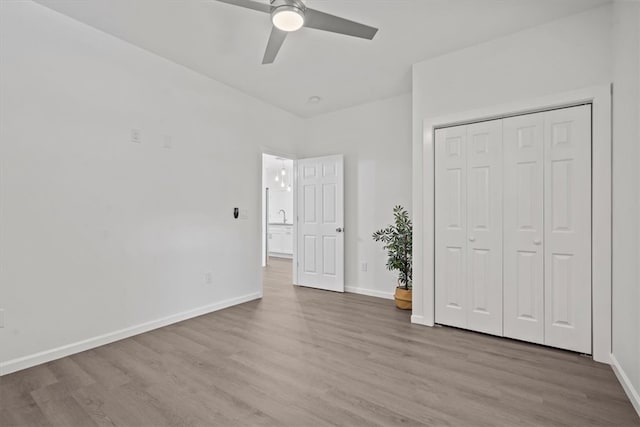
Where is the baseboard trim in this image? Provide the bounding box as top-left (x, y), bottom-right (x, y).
top-left (345, 286), bottom-right (394, 300)
top-left (610, 353), bottom-right (640, 417)
top-left (411, 315), bottom-right (430, 326)
top-left (0, 292), bottom-right (262, 376)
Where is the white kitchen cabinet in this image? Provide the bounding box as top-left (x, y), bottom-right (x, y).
top-left (268, 224), bottom-right (293, 258)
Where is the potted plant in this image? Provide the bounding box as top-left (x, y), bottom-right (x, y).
top-left (372, 205), bottom-right (412, 310)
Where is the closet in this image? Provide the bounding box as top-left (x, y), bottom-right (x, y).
top-left (434, 104), bottom-right (592, 354)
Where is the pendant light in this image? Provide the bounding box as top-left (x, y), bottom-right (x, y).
top-left (273, 159), bottom-right (291, 190)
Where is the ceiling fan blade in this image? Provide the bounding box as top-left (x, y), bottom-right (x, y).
top-left (304, 8), bottom-right (378, 40)
top-left (214, 0), bottom-right (272, 14)
top-left (263, 27), bottom-right (288, 64)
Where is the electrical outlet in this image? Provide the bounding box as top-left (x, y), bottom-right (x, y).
top-left (0, 309), bottom-right (5, 328)
top-left (205, 272), bottom-right (213, 285)
top-left (131, 128), bottom-right (141, 144)
top-left (361, 262), bottom-right (368, 272)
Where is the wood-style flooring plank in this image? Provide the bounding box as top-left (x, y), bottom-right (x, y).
top-left (1, 257), bottom-right (638, 426)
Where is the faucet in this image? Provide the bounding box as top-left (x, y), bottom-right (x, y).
top-left (278, 209), bottom-right (287, 224)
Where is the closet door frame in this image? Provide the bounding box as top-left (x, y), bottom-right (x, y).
top-left (417, 85), bottom-right (612, 364)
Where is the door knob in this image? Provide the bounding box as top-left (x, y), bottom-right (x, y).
top-left (468, 236), bottom-right (475, 242)
top-left (533, 238), bottom-right (542, 245)
top-left (336, 227), bottom-right (343, 233)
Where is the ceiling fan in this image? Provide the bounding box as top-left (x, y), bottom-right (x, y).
top-left (215, 0), bottom-right (378, 64)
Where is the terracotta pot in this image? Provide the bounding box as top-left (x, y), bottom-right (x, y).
top-left (394, 287), bottom-right (412, 310)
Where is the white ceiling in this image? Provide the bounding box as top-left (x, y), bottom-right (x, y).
top-left (35, 0), bottom-right (609, 117)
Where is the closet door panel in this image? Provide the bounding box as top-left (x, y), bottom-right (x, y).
top-left (435, 125), bottom-right (468, 328)
top-left (466, 120), bottom-right (503, 336)
top-left (544, 105), bottom-right (592, 354)
top-left (503, 113), bottom-right (545, 344)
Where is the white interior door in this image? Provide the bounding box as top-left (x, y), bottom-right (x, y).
top-left (466, 120), bottom-right (503, 336)
top-left (435, 125), bottom-right (468, 328)
top-left (296, 155), bottom-right (344, 292)
top-left (544, 105), bottom-right (591, 354)
top-left (503, 112), bottom-right (545, 344)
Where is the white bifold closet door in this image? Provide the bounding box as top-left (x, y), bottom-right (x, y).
top-left (503, 106), bottom-right (591, 353)
top-left (436, 105), bottom-right (591, 354)
top-left (503, 112), bottom-right (546, 344)
top-left (435, 125), bottom-right (467, 329)
top-left (435, 120), bottom-right (503, 336)
top-left (543, 106), bottom-right (591, 353)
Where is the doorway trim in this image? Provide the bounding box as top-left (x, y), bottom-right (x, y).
top-left (412, 85), bottom-right (612, 364)
top-left (261, 148), bottom-right (298, 285)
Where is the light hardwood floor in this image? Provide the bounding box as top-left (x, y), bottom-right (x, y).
top-left (1, 257), bottom-right (638, 426)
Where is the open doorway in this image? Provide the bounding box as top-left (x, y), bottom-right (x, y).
top-left (262, 154), bottom-right (295, 275)
top-left (261, 153), bottom-right (344, 292)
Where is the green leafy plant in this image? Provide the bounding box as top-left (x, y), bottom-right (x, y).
top-left (372, 205), bottom-right (413, 290)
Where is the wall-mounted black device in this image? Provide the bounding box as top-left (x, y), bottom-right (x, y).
top-left (233, 207), bottom-right (239, 219)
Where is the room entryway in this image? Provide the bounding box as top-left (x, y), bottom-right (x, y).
top-left (262, 153), bottom-right (345, 293)
top-left (262, 154), bottom-right (295, 268)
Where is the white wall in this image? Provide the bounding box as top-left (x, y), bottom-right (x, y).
top-left (611, 0), bottom-right (640, 413)
top-left (0, 1), bottom-right (299, 373)
top-left (298, 94), bottom-right (412, 299)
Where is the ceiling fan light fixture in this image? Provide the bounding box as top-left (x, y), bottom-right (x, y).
top-left (271, 5), bottom-right (304, 32)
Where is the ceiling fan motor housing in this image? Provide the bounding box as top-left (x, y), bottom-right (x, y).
top-left (269, 0), bottom-right (306, 10)
top-left (271, 1), bottom-right (305, 32)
